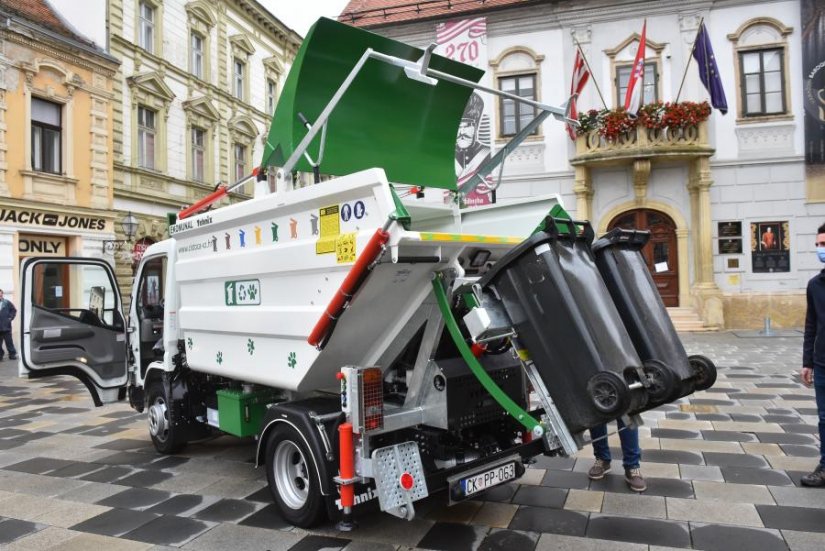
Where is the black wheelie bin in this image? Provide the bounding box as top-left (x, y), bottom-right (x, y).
top-left (478, 218), bottom-right (650, 435)
top-left (592, 228), bottom-right (717, 402)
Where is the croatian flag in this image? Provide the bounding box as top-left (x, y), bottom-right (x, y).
top-left (566, 49), bottom-right (591, 140)
top-left (692, 22), bottom-right (728, 114)
top-left (624, 20), bottom-right (647, 114)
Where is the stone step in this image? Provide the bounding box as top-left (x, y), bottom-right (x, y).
top-left (666, 307), bottom-right (717, 332)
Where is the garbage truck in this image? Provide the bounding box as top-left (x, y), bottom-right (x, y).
top-left (17, 18), bottom-right (715, 528)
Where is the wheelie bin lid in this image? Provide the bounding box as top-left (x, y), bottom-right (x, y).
top-left (592, 228), bottom-right (651, 253)
top-left (479, 217), bottom-right (595, 287)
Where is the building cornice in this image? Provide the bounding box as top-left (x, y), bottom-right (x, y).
top-left (230, 0), bottom-right (303, 49)
top-left (0, 29), bottom-right (118, 77)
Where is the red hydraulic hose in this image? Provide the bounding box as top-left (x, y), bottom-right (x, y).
top-left (178, 186), bottom-right (228, 220)
top-left (178, 167), bottom-right (261, 220)
top-left (307, 228), bottom-right (390, 347)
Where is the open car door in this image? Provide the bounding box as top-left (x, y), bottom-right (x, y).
top-left (20, 257), bottom-right (128, 406)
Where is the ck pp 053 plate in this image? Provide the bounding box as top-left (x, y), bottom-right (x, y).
top-left (447, 455), bottom-right (522, 503)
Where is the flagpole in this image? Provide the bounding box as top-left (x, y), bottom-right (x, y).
top-left (675, 16), bottom-right (705, 103)
top-left (571, 35), bottom-right (609, 111)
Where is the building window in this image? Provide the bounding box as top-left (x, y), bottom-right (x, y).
top-left (31, 98), bottom-right (61, 174)
top-left (267, 79), bottom-right (277, 115)
top-left (138, 106), bottom-right (156, 170)
top-left (233, 58), bottom-right (245, 100)
top-left (739, 48), bottom-right (785, 116)
top-left (191, 127), bottom-right (205, 182)
top-left (190, 32), bottom-right (204, 79)
top-left (234, 143), bottom-right (246, 181)
top-left (616, 62), bottom-right (658, 106)
top-left (498, 75), bottom-right (536, 136)
top-left (139, 1), bottom-right (155, 53)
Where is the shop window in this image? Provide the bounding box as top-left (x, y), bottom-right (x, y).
top-left (31, 98), bottom-right (62, 174)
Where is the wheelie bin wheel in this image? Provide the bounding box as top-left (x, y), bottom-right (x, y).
top-left (587, 372), bottom-right (630, 415)
top-left (689, 354), bottom-right (718, 391)
top-left (642, 359), bottom-right (678, 404)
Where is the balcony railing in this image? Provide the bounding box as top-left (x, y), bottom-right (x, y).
top-left (572, 121), bottom-right (714, 165)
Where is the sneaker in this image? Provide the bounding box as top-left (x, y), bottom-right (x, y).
top-left (588, 459), bottom-right (611, 480)
top-left (801, 465), bottom-right (825, 487)
top-left (624, 467), bottom-right (647, 492)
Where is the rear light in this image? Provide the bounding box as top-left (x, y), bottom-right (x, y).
top-left (360, 367), bottom-right (384, 432)
top-left (399, 472), bottom-right (414, 491)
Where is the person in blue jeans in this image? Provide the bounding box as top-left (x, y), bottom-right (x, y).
top-left (587, 418), bottom-right (646, 492)
top-left (800, 222), bottom-right (825, 487)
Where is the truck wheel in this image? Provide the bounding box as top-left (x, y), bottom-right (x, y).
top-left (642, 359), bottom-right (678, 404)
top-left (265, 424), bottom-right (327, 528)
top-left (587, 372), bottom-right (629, 415)
top-left (146, 381), bottom-right (186, 454)
top-left (689, 355), bottom-right (717, 391)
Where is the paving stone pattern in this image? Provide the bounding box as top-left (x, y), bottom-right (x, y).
top-left (0, 332), bottom-right (822, 550)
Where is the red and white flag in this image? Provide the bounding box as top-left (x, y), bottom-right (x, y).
top-left (623, 20), bottom-right (647, 114)
top-left (566, 48), bottom-right (591, 140)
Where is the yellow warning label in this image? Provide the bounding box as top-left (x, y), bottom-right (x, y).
top-left (516, 349), bottom-right (531, 361)
top-left (336, 232), bottom-right (357, 264)
top-left (316, 205), bottom-right (340, 254)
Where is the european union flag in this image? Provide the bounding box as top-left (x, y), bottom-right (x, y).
top-left (693, 22), bottom-right (728, 114)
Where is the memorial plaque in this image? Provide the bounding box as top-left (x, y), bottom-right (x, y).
top-left (751, 221), bottom-right (790, 273)
top-left (718, 221), bottom-right (742, 237)
top-left (719, 238), bottom-right (742, 254)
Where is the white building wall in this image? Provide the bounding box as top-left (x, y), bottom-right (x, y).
top-left (368, 0), bottom-right (820, 324)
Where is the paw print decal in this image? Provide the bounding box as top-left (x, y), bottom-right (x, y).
top-left (247, 338), bottom-right (255, 355)
top-left (288, 352), bottom-right (296, 369)
top-left (187, 337), bottom-right (193, 351)
top-left (216, 351), bottom-right (223, 365)
top-left (247, 285), bottom-right (257, 302)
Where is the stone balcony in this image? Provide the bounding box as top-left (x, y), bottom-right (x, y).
top-left (571, 121), bottom-right (714, 166)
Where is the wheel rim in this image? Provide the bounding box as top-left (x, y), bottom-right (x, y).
top-left (592, 381), bottom-right (620, 411)
top-left (273, 440), bottom-right (310, 510)
top-left (148, 397), bottom-right (169, 442)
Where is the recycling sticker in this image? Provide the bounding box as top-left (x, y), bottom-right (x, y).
top-left (225, 279), bottom-right (261, 306)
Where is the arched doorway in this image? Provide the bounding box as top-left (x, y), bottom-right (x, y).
top-left (608, 209), bottom-right (679, 307)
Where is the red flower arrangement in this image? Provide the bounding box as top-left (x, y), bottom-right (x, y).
top-left (575, 101), bottom-right (712, 139)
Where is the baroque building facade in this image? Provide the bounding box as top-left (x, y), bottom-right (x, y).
top-left (0, 0), bottom-right (119, 331)
top-left (106, 0), bottom-right (300, 291)
top-left (340, 0), bottom-right (825, 329)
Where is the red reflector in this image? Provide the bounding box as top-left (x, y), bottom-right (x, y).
top-left (399, 472), bottom-right (414, 491)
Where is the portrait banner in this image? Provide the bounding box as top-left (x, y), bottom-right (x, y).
top-left (803, 1), bottom-right (825, 193)
top-left (436, 18), bottom-right (494, 207)
top-left (751, 221), bottom-right (790, 273)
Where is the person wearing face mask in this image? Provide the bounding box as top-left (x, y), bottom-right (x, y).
top-left (801, 222), bottom-right (825, 487)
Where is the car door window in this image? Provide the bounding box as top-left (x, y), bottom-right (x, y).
top-left (31, 262), bottom-right (122, 330)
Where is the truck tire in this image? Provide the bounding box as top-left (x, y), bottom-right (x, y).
top-left (146, 381), bottom-right (186, 454)
top-left (265, 424), bottom-right (327, 528)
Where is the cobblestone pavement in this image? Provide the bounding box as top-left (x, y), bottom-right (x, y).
top-left (0, 331), bottom-right (823, 550)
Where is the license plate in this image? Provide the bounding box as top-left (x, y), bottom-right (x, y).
top-left (460, 461), bottom-right (516, 496)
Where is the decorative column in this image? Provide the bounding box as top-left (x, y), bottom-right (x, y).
top-left (688, 156), bottom-right (724, 327)
top-left (573, 165), bottom-right (592, 220)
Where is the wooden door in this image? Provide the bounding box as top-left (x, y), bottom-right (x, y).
top-left (608, 209), bottom-right (679, 307)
